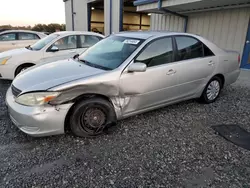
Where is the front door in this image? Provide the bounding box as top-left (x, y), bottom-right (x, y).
top-left (119, 37), bottom-right (180, 115)
top-left (42, 34), bottom-right (101, 63)
top-left (42, 35), bottom-right (79, 62)
top-left (17, 32), bottom-right (39, 49)
top-left (241, 19), bottom-right (250, 69)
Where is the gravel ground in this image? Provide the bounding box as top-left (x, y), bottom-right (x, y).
top-left (0, 74), bottom-right (250, 188)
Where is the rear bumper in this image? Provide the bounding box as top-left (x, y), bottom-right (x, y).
top-left (224, 69), bottom-right (240, 86)
top-left (6, 87), bottom-right (74, 137)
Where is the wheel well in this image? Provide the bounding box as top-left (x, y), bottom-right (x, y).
top-left (64, 94), bottom-right (113, 133)
top-left (15, 63), bottom-right (35, 76)
top-left (213, 74), bottom-right (225, 88)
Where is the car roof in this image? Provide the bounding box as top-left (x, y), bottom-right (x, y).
top-left (0, 30), bottom-right (44, 35)
top-left (0, 30), bottom-right (105, 38)
top-left (115, 31), bottom-right (200, 40)
top-left (53, 31), bottom-right (105, 38)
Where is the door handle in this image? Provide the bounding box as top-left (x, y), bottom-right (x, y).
top-left (166, 69), bottom-right (176, 75)
top-left (208, 61), bottom-right (215, 66)
top-left (12, 43), bottom-right (16, 45)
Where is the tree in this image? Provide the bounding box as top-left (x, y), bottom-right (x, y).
top-left (0, 25), bottom-right (32, 30)
top-left (32, 24), bottom-right (45, 32)
top-left (0, 23), bottom-right (66, 33)
top-left (32, 23), bottom-right (66, 32)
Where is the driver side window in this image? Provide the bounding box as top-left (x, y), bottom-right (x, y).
top-left (80, 35), bottom-right (101, 48)
top-left (135, 37), bottom-right (174, 67)
top-left (52, 35), bottom-right (77, 50)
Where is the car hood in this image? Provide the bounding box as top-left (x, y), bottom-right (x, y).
top-left (0, 48), bottom-right (31, 58)
top-left (12, 58), bottom-right (106, 92)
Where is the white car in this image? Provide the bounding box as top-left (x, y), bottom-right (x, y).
top-left (0, 30), bottom-right (47, 52)
top-left (0, 31), bottom-right (104, 80)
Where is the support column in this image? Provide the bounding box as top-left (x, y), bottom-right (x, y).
top-left (104, 0), bottom-right (123, 35)
top-left (64, 0), bottom-right (73, 31)
top-left (87, 3), bottom-right (92, 31)
top-left (73, 0), bottom-right (88, 31)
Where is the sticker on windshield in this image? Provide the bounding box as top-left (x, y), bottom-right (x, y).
top-left (123, 39), bottom-right (140, 45)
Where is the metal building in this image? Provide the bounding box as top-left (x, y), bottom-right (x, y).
top-left (63, 0), bottom-right (250, 69)
top-left (63, 0), bottom-right (150, 35)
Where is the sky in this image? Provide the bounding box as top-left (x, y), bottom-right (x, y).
top-left (0, 0), bottom-right (65, 26)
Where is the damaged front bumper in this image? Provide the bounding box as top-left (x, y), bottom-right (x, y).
top-left (5, 87), bottom-right (73, 137)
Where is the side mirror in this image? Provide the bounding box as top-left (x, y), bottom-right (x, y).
top-left (73, 54), bottom-right (79, 59)
top-left (127, 62), bottom-right (147, 72)
top-left (50, 46), bottom-right (59, 52)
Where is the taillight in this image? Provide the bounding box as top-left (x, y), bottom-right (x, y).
top-left (238, 54), bottom-right (241, 65)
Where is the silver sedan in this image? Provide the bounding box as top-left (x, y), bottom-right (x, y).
top-left (6, 31), bottom-right (240, 137)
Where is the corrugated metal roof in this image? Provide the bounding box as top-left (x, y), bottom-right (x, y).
top-left (136, 0), bottom-right (250, 13)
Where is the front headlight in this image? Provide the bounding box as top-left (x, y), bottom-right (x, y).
top-left (0, 56), bottom-right (11, 65)
top-left (15, 92), bottom-right (60, 106)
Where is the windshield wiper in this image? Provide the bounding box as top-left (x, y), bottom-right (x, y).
top-left (79, 59), bottom-right (112, 71)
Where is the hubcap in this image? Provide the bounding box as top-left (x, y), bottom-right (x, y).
top-left (20, 68), bottom-right (27, 72)
top-left (206, 80), bottom-right (220, 100)
top-left (82, 107), bottom-right (106, 133)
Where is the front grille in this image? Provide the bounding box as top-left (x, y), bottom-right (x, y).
top-left (11, 85), bottom-right (22, 97)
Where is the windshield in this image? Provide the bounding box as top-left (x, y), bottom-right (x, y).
top-left (30, 34), bottom-right (59, 51)
top-left (79, 36), bottom-right (144, 70)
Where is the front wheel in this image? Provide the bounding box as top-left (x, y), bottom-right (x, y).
top-left (69, 97), bottom-right (117, 137)
top-left (15, 64), bottom-right (33, 77)
top-left (200, 76), bottom-right (222, 104)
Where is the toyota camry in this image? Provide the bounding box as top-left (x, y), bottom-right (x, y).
top-left (6, 31), bottom-right (240, 137)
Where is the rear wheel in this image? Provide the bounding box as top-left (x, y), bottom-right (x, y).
top-left (69, 97), bottom-right (117, 137)
top-left (200, 76), bottom-right (222, 104)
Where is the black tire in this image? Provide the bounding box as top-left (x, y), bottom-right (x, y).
top-left (69, 97), bottom-right (117, 137)
top-left (15, 64), bottom-right (33, 77)
top-left (200, 76), bottom-right (222, 104)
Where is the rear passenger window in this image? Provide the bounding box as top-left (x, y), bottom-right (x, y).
top-left (203, 44), bottom-right (214, 57)
top-left (136, 37), bottom-right (174, 67)
top-left (175, 36), bottom-right (203, 61)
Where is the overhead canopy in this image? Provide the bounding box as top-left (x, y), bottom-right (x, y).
top-left (134, 0), bottom-right (250, 13)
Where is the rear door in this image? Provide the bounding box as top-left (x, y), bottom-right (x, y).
top-left (0, 32), bottom-right (17, 52)
top-left (174, 36), bottom-right (216, 98)
top-left (17, 32), bottom-right (40, 48)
